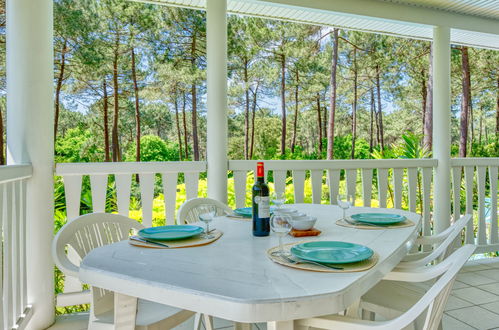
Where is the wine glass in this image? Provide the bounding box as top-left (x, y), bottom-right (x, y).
top-left (199, 206), bottom-right (216, 239)
top-left (337, 194), bottom-right (354, 221)
top-left (271, 191), bottom-right (286, 210)
top-left (270, 213), bottom-right (292, 256)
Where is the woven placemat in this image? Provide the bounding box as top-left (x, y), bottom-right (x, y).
top-left (267, 242), bottom-right (379, 273)
top-left (128, 230), bottom-right (223, 249)
top-left (336, 218), bottom-right (415, 230)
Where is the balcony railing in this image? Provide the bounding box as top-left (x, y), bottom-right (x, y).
top-left (54, 158), bottom-right (499, 307)
top-left (0, 164), bottom-right (33, 329)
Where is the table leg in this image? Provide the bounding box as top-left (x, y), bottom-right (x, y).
top-left (113, 292), bottom-right (138, 330)
top-left (267, 320), bottom-right (294, 330)
top-left (234, 322), bottom-right (252, 330)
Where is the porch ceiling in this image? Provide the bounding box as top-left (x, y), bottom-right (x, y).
top-left (136, 0), bottom-right (499, 49)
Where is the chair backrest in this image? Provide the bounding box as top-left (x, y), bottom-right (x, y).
top-left (52, 213), bottom-right (144, 278)
top-left (388, 244), bottom-right (475, 330)
top-left (177, 198), bottom-right (232, 224)
top-left (396, 214), bottom-right (472, 270)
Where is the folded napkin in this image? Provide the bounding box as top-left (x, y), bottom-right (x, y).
top-left (289, 228), bottom-right (321, 237)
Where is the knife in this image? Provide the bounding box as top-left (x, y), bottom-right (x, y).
top-left (130, 235), bottom-right (170, 248)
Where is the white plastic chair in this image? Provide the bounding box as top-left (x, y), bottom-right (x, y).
top-left (52, 213), bottom-right (195, 329)
top-left (295, 244), bottom-right (475, 330)
top-left (177, 197), bottom-right (232, 224)
top-left (355, 214), bottom-right (472, 323)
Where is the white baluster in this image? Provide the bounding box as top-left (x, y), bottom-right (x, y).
top-left (489, 166), bottom-right (498, 244)
top-left (464, 166), bottom-right (475, 244)
top-left (90, 174), bottom-right (108, 213)
top-left (361, 169), bottom-right (373, 207)
top-left (327, 169), bottom-right (340, 205)
top-left (62, 175), bottom-right (82, 220)
top-left (185, 172), bottom-right (200, 200)
top-left (310, 170), bottom-right (323, 204)
top-left (477, 166), bottom-right (487, 245)
top-left (377, 168), bottom-right (389, 208)
top-left (115, 174), bottom-right (132, 217)
top-left (233, 171), bottom-right (247, 209)
top-left (273, 170), bottom-right (287, 196)
top-left (292, 170), bottom-right (306, 203)
top-left (407, 168), bottom-right (418, 213)
top-left (392, 168), bottom-right (403, 209)
top-left (4, 182), bottom-right (13, 328)
top-left (162, 173), bottom-right (178, 225)
top-left (451, 167), bottom-right (462, 223)
top-left (422, 167), bottom-right (433, 237)
top-left (345, 169), bottom-right (357, 206)
top-left (139, 174), bottom-right (155, 228)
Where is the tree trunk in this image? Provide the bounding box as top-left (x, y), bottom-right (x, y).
top-left (376, 64), bottom-right (384, 151)
top-left (459, 46), bottom-right (471, 158)
top-left (280, 53), bottom-right (286, 156)
top-left (291, 70), bottom-right (299, 153)
top-left (243, 58), bottom-right (250, 160)
top-left (103, 80), bottom-right (110, 162)
top-left (327, 28), bottom-right (339, 160)
top-left (322, 91), bottom-right (327, 144)
top-left (316, 93), bottom-right (322, 154)
top-left (54, 38), bottom-right (68, 141)
top-left (112, 33), bottom-right (121, 162)
top-left (250, 82), bottom-right (259, 159)
top-left (479, 107), bottom-right (483, 145)
top-left (369, 87), bottom-right (375, 153)
top-left (0, 104), bottom-right (4, 165)
top-left (182, 92), bottom-right (189, 159)
top-left (424, 46), bottom-right (433, 150)
top-left (351, 48), bottom-right (357, 159)
top-left (131, 47), bottom-right (141, 162)
top-left (174, 87), bottom-right (183, 161)
top-left (191, 34), bottom-right (200, 161)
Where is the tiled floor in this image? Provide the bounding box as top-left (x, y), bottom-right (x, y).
top-left (48, 257), bottom-right (499, 330)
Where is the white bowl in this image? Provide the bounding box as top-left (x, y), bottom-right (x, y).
top-left (289, 216), bottom-right (317, 230)
top-left (276, 208), bottom-right (297, 215)
top-left (290, 212), bottom-right (307, 220)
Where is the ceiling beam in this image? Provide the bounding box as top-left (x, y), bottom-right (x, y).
top-left (251, 0), bottom-right (499, 35)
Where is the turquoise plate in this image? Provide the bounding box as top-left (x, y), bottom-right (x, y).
top-left (138, 225), bottom-right (204, 241)
top-left (233, 207), bottom-right (275, 217)
top-left (290, 241), bottom-right (373, 264)
top-left (351, 213), bottom-right (406, 225)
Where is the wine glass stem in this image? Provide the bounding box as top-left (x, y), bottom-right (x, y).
top-left (278, 235), bottom-right (284, 254)
top-left (206, 222), bottom-right (210, 235)
top-left (342, 209), bottom-right (346, 220)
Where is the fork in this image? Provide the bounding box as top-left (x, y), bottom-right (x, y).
top-left (281, 253), bottom-right (344, 270)
top-left (344, 218), bottom-right (383, 227)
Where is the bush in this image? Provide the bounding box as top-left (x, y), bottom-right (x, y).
top-left (125, 135), bottom-right (180, 162)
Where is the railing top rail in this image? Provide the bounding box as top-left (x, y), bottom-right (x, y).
top-left (0, 164), bottom-right (33, 184)
top-left (56, 161), bottom-right (207, 176)
top-left (451, 158), bottom-right (499, 167)
top-left (229, 159), bottom-right (438, 171)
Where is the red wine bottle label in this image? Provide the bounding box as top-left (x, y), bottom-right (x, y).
top-left (254, 196), bottom-right (270, 218)
top-left (256, 162), bottom-right (264, 178)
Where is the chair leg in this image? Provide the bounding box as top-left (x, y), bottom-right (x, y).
top-left (203, 314), bottom-right (214, 330)
top-left (267, 321), bottom-right (293, 330)
top-left (114, 292), bottom-right (138, 330)
top-left (361, 309), bottom-right (375, 321)
top-left (234, 322), bottom-right (251, 330)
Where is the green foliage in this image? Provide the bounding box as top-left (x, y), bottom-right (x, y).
top-left (55, 128), bottom-right (102, 163)
top-left (125, 135), bottom-right (180, 162)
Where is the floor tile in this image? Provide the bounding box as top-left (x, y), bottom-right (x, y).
top-left (461, 263), bottom-right (493, 273)
top-left (453, 280), bottom-right (471, 289)
top-left (445, 295), bottom-right (474, 311)
top-left (477, 258), bottom-right (499, 268)
top-left (446, 306), bottom-right (499, 330)
top-left (452, 287), bottom-right (499, 305)
top-left (456, 272), bottom-right (498, 286)
top-left (477, 283), bottom-right (499, 296)
top-left (475, 269), bottom-right (499, 281)
top-left (442, 314), bottom-right (477, 330)
top-left (479, 301), bottom-right (499, 315)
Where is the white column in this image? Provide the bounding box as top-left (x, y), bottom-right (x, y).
top-left (432, 26), bottom-right (451, 233)
top-left (6, 0), bottom-right (55, 328)
top-left (206, 0), bottom-right (228, 203)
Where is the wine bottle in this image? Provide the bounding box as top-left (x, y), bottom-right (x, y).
top-left (252, 162), bottom-right (270, 236)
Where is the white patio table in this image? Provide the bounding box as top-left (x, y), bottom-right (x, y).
top-left (79, 204), bottom-right (421, 330)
